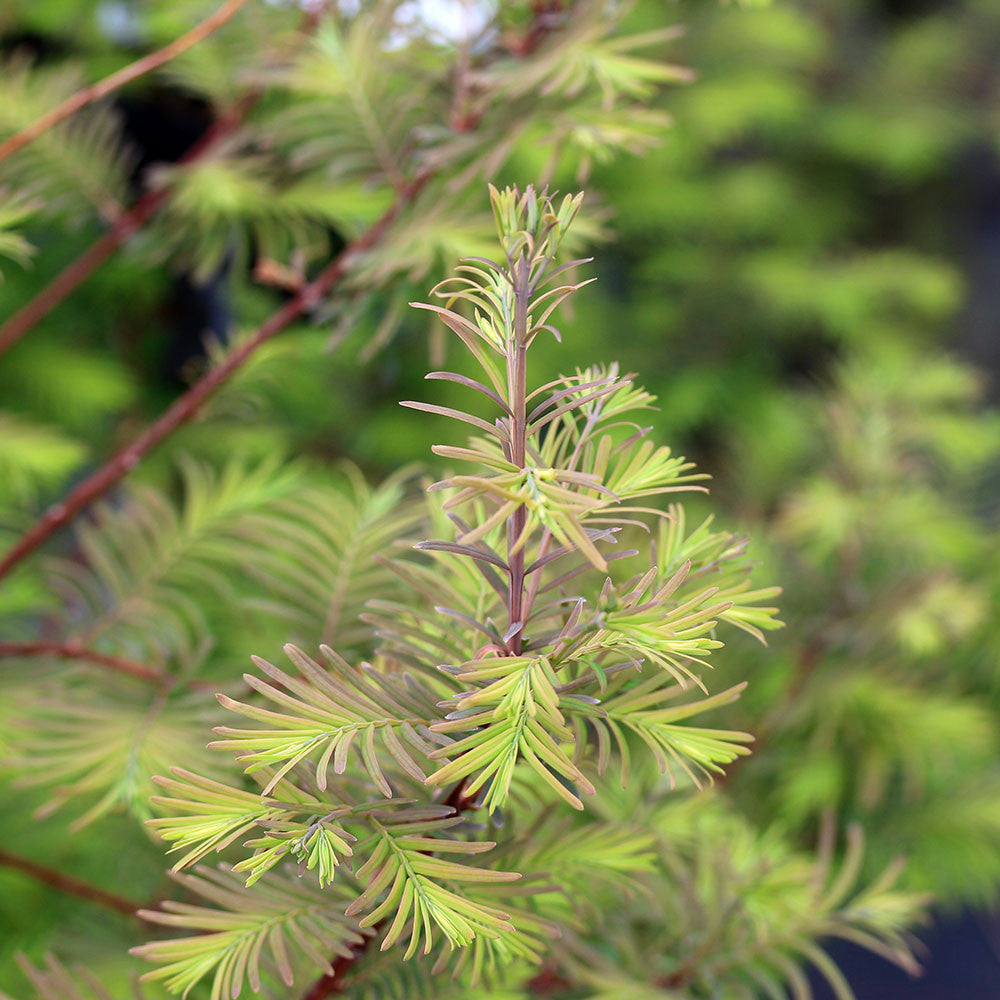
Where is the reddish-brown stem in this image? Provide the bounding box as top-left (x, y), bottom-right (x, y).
top-left (525, 962), bottom-right (574, 994)
top-left (508, 1), bottom-right (565, 56)
top-left (300, 938), bottom-right (375, 1000)
top-left (0, 639), bottom-right (231, 692)
top-left (521, 393), bottom-right (604, 625)
top-left (0, 640), bottom-right (170, 686)
top-left (506, 260), bottom-right (531, 656)
top-left (0, 93), bottom-right (257, 358)
top-left (0, 847), bottom-right (145, 919)
top-left (442, 776), bottom-right (474, 812)
top-left (448, 6), bottom-right (476, 132)
top-left (0, 197), bottom-right (157, 355)
top-left (0, 174), bottom-right (428, 583)
top-left (0, 0), bottom-right (249, 165)
top-left (0, 3), bottom-right (331, 358)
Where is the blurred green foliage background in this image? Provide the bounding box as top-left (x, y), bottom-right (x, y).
top-left (1, 0), bottom-right (999, 997)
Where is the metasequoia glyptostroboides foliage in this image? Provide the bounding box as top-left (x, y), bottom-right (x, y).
top-left (134, 186), bottom-right (785, 994)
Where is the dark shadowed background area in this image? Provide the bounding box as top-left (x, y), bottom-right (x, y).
top-left (1, 0), bottom-right (999, 997)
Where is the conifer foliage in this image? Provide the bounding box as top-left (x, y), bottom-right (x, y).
top-left (125, 187), bottom-right (922, 999)
top-left (2, 2), bottom-right (981, 998)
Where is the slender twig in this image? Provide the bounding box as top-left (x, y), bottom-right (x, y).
top-left (0, 0), bottom-right (250, 164)
top-left (506, 261), bottom-right (530, 656)
top-left (0, 93), bottom-right (257, 358)
top-left (0, 640), bottom-right (170, 685)
top-left (0, 174), bottom-right (428, 584)
top-left (0, 639), bottom-right (234, 692)
top-left (0, 1), bottom-right (327, 359)
top-left (0, 847), bottom-right (146, 919)
top-left (525, 962), bottom-right (574, 994)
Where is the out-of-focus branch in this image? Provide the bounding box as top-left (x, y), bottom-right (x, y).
top-left (0, 0), bottom-right (250, 164)
top-left (0, 2), bottom-right (330, 359)
top-left (0, 847), bottom-right (146, 919)
top-left (301, 943), bottom-right (375, 1000)
top-left (0, 639), bottom-right (248, 693)
top-left (0, 173), bottom-right (428, 583)
top-left (0, 93), bottom-right (256, 358)
top-left (0, 640), bottom-right (171, 685)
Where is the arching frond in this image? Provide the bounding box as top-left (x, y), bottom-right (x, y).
top-left (343, 947), bottom-right (535, 1000)
top-left (507, 818), bottom-right (657, 898)
top-left (10, 685), bottom-right (220, 827)
top-left (45, 457), bottom-right (302, 668)
top-left (569, 568), bottom-right (732, 685)
top-left (654, 506), bottom-right (783, 642)
top-left (433, 899), bottom-right (556, 985)
top-left (145, 150), bottom-right (358, 281)
top-left (210, 644), bottom-right (447, 798)
top-left (132, 866), bottom-right (364, 1000)
top-left (238, 466), bottom-right (422, 654)
top-left (426, 656), bottom-right (593, 813)
top-left (0, 187), bottom-right (37, 276)
top-left (565, 811), bottom-right (926, 1000)
top-left (485, 5), bottom-right (690, 103)
top-left (568, 675), bottom-right (752, 789)
top-left (147, 767), bottom-right (346, 885)
top-left (0, 955), bottom-right (153, 1000)
top-left (0, 413), bottom-right (85, 507)
top-left (0, 57), bottom-right (132, 223)
top-left (776, 673), bottom-right (998, 822)
top-left (271, 15), bottom-right (422, 188)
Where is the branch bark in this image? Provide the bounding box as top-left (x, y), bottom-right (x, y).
top-left (0, 173), bottom-right (427, 583)
top-left (0, 847), bottom-right (146, 919)
top-left (0, 0), bottom-right (250, 164)
top-left (0, 639), bottom-right (249, 693)
top-left (0, 93), bottom-right (257, 358)
top-left (0, 640), bottom-right (171, 686)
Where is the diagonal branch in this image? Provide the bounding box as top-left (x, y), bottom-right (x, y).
top-left (0, 639), bottom-right (235, 693)
top-left (0, 640), bottom-right (171, 685)
top-left (0, 92), bottom-right (257, 358)
top-left (0, 846), bottom-right (146, 919)
top-left (0, 2), bottom-right (328, 359)
top-left (0, 172), bottom-right (429, 584)
top-left (0, 0), bottom-right (250, 164)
